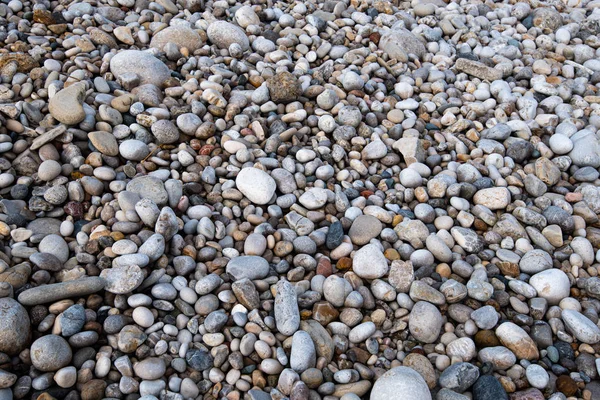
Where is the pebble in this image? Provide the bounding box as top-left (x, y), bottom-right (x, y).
top-left (0, 298), bottom-right (30, 355)
top-left (561, 310), bottom-right (600, 344)
top-left (409, 301), bottom-right (443, 344)
top-left (236, 167), bottom-right (276, 205)
top-left (30, 335), bottom-right (72, 372)
top-left (370, 366), bottom-right (431, 400)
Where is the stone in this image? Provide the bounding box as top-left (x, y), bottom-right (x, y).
top-left (235, 5), bottom-right (260, 28)
top-left (370, 366), bottom-right (431, 400)
top-left (402, 353), bottom-right (436, 389)
top-left (236, 167), bottom-right (276, 205)
top-left (393, 138), bottom-right (426, 165)
top-left (0, 297), bottom-right (30, 355)
top-left (478, 346), bottom-right (516, 370)
top-left (525, 364), bottom-right (549, 389)
top-left (532, 8), bottom-right (563, 33)
top-left (352, 244), bottom-right (389, 279)
top-left (439, 362), bottom-right (479, 392)
top-left (150, 26), bottom-right (203, 51)
top-left (30, 335), bottom-right (72, 372)
top-left (451, 227), bottom-right (484, 253)
top-left (151, 119), bottom-right (180, 144)
top-left (409, 301), bottom-right (443, 343)
top-left (110, 50), bottom-right (171, 88)
top-left (126, 176), bottom-right (168, 206)
top-left (348, 322), bottom-right (376, 343)
top-left (61, 304), bottom-right (86, 336)
top-left (88, 131), bottom-right (119, 156)
top-left (379, 29), bottom-right (426, 62)
top-left (266, 72), bottom-right (301, 103)
top-left (473, 187), bottom-right (510, 210)
top-left (226, 256), bottom-right (270, 281)
top-left (561, 309), bottom-right (600, 344)
top-left (18, 277), bottom-right (106, 306)
top-left (455, 58), bottom-right (503, 81)
top-left (133, 358), bottom-right (166, 380)
top-left (186, 349), bottom-right (213, 371)
top-left (274, 280), bottom-right (300, 336)
top-left (207, 21), bottom-right (250, 51)
top-left (519, 249), bottom-right (552, 274)
top-left (49, 82), bottom-right (86, 125)
top-left (569, 130), bottom-right (600, 168)
top-left (472, 375), bottom-right (508, 400)
top-left (290, 331), bottom-right (316, 373)
top-left (529, 269), bottom-right (570, 305)
top-left (495, 322), bottom-right (539, 360)
top-left (100, 265), bottom-right (144, 294)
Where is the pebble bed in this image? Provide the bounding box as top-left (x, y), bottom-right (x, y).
top-left (0, 0), bottom-right (600, 399)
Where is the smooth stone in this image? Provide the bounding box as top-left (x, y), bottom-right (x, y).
top-left (529, 269), bottom-right (570, 305)
top-left (150, 26), bottom-right (203, 51)
top-left (133, 358), bottom-right (166, 380)
top-left (236, 168), bottom-right (276, 205)
top-left (274, 280), bottom-right (300, 336)
top-left (348, 322), bottom-right (376, 343)
top-left (226, 256), bottom-right (270, 281)
top-left (352, 244), bottom-right (389, 279)
top-left (561, 309), bottom-right (600, 344)
top-left (18, 277), bottom-right (106, 306)
top-left (88, 131), bottom-right (119, 156)
top-left (100, 265), bottom-right (144, 294)
top-left (519, 249), bottom-right (552, 274)
top-left (49, 82), bottom-right (86, 125)
top-left (290, 331), bottom-right (316, 373)
top-left (207, 21), bottom-right (249, 51)
top-left (30, 335), bottom-right (72, 372)
top-left (409, 301), bottom-right (443, 344)
top-left (348, 215), bottom-right (382, 245)
top-left (126, 176), bottom-right (168, 206)
top-left (525, 364), bottom-right (549, 389)
top-left (495, 322), bottom-right (539, 360)
top-left (110, 50), bottom-right (171, 88)
top-left (370, 366), bottom-right (431, 400)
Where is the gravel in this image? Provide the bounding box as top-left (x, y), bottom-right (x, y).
top-left (1, 0), bottom-right (600, 399)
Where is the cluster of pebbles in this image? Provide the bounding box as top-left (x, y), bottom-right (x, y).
top-left (2, 0), bottom-right (600, 399)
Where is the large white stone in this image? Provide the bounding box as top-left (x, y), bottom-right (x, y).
top-left (473, 187), bottom-right (511, 210)
top-left (235, 167), bottom-right (276, 205)
top-left (562, 309), bottom-right (600, 344)
top-left (370, 366), bottom-right (431, 400)
top-left (352, 244), bottom-right (389, 279)
top-left (529, 269), bottom-right (570, 305)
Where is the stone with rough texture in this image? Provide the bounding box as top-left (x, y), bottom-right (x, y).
top-left (274, 280), bottom-right (300, 336)
top-left (150, 26), bottom-right (203, 51)
top-left (110, 50), bottom-right (171, 87)
top-left (0, 298), bottom-right (30, 355)
top-left (379, 29), bottom-right (426, 62)
top-left (100, 265), bottom-right (144, 294)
